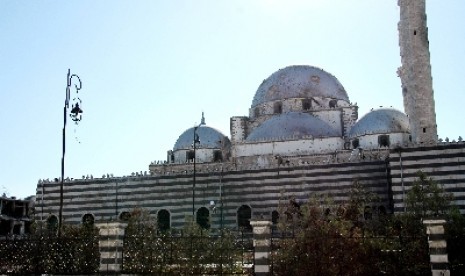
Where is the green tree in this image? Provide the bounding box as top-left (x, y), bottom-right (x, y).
top-left (123, 208), bottom-right (244, 275)
top-left (394, 171), bottom-right (455, 275)
top-left (274, 186), bottom-right (379, 276)
top-left (405, 171), bottom-right (453, 217)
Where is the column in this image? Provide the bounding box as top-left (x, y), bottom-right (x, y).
top-left (96, 222), bottom-right (127, 274)
top-left (251, 220), bottom-right (272, 275)
top-left (423, 219), bottom-right (450, 276)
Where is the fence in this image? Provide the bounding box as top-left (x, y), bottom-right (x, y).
top-left (1, 222), bottom-right (464, 275)
top-left (269, 228), bottom-right (465, 276)
top-left (0, 234), bottom-right (99, 275)
top-left (270, 231), bottom-right (413, 275)
top-left (122, 230), bottom-right (254, 275)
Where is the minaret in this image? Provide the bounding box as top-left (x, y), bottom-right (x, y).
top-left (397, 0), bottom-right (437, 144)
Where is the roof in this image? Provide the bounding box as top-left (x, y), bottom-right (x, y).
top-left (349, 108), bottom-right (410, 137)
top-left (246, 112), bottom-right (340, 142)
top-left (173, 125), bottom-right (229, 151)
top-left (251, 65), bottom-right (349, 107)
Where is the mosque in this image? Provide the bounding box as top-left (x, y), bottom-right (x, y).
top-left (35, 0), bottom-right (465, 231)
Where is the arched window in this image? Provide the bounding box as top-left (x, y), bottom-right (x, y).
top-left (157, 209), bottom-right (170, 231)
top-left (47, 215), bottom-right (58, 232)
top-left (237, 205), bottom-right (252, 231)
top-left (272, 210), bottom-right (279, 225)
top-left (82, 213), bottom-right (95, 226)
top-left (119, 211), bottom-right (131, 222)
top-left (196, 207), bottom-right (210, 229)
top-left (379, 206), bottom-right (387, 216)
top-left (329, 99), bottom-right (338, 108)
top-left (364, 206), bottom-right (372, 220)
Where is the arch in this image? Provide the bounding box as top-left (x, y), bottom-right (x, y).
top-left (379, 206), bottom-right (387, 216)
top-left (82, 213), bottom-right (95, 226)
top-left (364, 206), bottom-right (372, 220)
top-left (119, 211), bottom-right (131, 222)
top-left (196, 207), bottom-right (210, 229)
top-left (271, 210), bottom-right (279, 225)
top-left (157, 209), bottom-right (171, 231)
top-left (47, 215), bottom-right (58, 231)
top-left (237, 205), bottom-right (252, 231)
top-left (329, 99), bottom-right (338, 108)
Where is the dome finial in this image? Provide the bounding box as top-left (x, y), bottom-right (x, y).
top-left (201, 111), bottom-right (205, 125)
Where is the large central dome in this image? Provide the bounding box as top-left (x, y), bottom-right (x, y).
top-left (251, 65), bottom-right (349, 107)
top-left (246, 112), bottom-right (340, 142)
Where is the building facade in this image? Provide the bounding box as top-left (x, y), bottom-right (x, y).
top-left (35, 0), bottom-right (465, 230)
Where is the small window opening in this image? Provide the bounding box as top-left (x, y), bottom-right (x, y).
top-left (254, 107), bottom-right (260, 118)
top-left (409, 135), bottom-right (412, 142)
top-left (302, 99), bottom-right (311, 110)
top-left (378, 135), bottom-right (390, 147)
top-left (274, 102), bottom-right (282, 114)
top-left (352, 139), bottom-right (359, 149)
top-left (423, 128), bottom-right (426, 133)
top-left (213, 150), bottom-right (223, 162)
top-left (186, 150), bottom-right (195, 161)
top-left (414, 30), bottom-right (417, 35)
top-left (329, 99), bottom-right (337, 108)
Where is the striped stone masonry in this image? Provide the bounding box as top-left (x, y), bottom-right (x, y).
top-left (96, 222), bottom-right (127, 275)
top-left (251, 220), bottom-right (272, 276)
top-left (390, 143), bottom-right (465, 214)
top-left (423, 219), bottom-right (449, 276)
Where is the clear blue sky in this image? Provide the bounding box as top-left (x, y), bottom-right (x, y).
top-left (1, 1), bottom-right (464, 199)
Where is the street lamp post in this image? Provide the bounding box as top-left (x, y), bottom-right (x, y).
top-left (58, 69), bottom-right (83, 236)
top-left (209, 166), bottom-right (224, 229)
top-left (192, 124), bottom-right (201, 218)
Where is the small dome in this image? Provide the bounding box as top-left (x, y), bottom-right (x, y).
top-left (349, 108), bottom-right (410, 137)
top-left (174, 125), bottom-right (229, 151)
top-left (246, 112), bottom-right (339, 142)
top-left (252, 65), bottom-right (349, 107)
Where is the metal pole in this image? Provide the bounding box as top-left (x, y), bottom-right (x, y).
top-left (58, 102), bottom-right (66, 236)
top-left (193, 127), bottom-right (197, 218)
top-left (220, 165), bottom-right (223, 230)
top-left (58, 69), bottom-right (82, 236)
top-left (399, 149), bottom-right (405, 212)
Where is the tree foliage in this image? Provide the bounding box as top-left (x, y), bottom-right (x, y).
top-left (405, 171), bottom-right (453, 217)
top-left (0, 221), bottom-right (99, 275)
top-left (272, 174), bottom-right (460, 276)
top-left (123, 208), bottom-right (249, 275)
